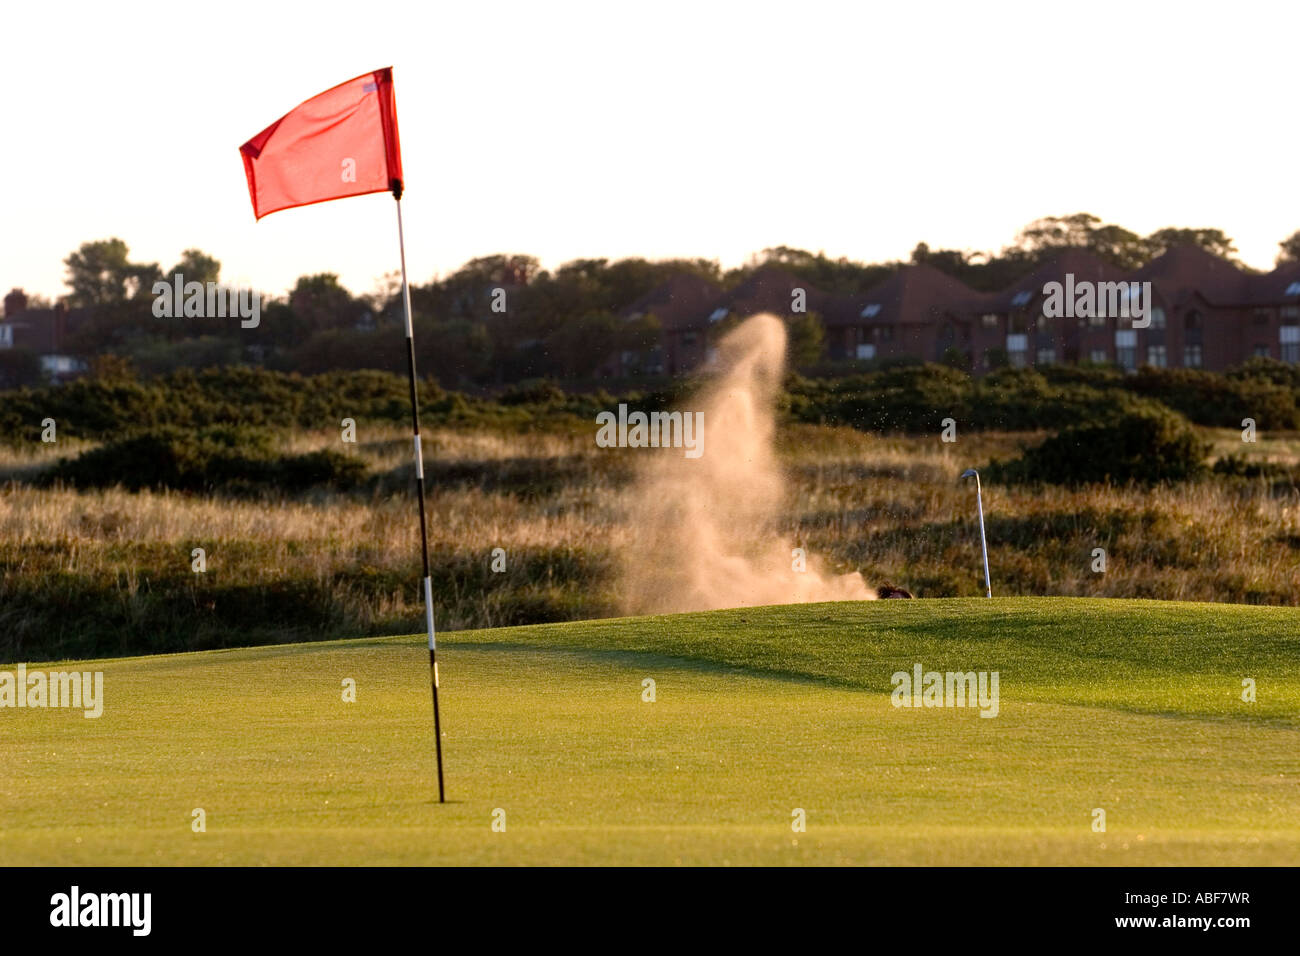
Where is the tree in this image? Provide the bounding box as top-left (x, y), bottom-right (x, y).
top-left (939, 346), bottom-right (970, 371)
top-left (86, 354), bottom-right (136, 382)
top-left (544, 312), bottom-right (622, 379)
top-left (911, 242), bottom-right (975, 274)
top-left (1011, 213), bottom-right (1147, 270)
top-left (289, 273), bottom-right (364, 331)
top-left (64, 238), bottom-right (163, 306)
top-left (63, 238), bottom-right (134, 306)
top-left (1143, 227), bottom-right (1239, 262)
top-left (744, 246), bottom-right (894, 295)
top-left (1014, 213), bottom-right (1104, 253)
top-left (786, 311), bottom-right (826, 366)
top-left (1277, 230), bottom-right (1300, 265)
top-left (169, 249), bottom-right (221, 286)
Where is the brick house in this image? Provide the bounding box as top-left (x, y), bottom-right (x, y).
top-left (1244, 260), bottom-right (1300, 364)
top-left (617, 267), bottom-right (827, 375)
top-left (616, 273), bottom-right (724, 375)
top-left (628, 246), bottom-right (1300, 377)
top-left (1, 289), bottom-right (90, 381)
top-left (822, 264), bottom-right (993, 365)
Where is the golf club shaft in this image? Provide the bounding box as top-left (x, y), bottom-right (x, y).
top-left (976, 480), bottom-right (991, 598)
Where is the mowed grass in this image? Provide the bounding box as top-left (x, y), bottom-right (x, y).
top-left (2, 597), bottom-right (1298, 866)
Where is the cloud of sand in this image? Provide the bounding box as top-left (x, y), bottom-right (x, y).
top-left (616, 313), bottom-right (873, 614)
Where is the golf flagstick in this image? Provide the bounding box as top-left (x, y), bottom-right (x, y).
top-left (238, 69), bottom-right (443, 800)
top-left (394, 186), bottom-right (446, 802)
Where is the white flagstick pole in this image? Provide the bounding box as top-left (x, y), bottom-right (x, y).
top-left (395, 190), bottom-right (445, 802)
top-left (961, 468), bottom-right (992, 598)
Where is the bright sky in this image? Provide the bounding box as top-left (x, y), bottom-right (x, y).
top-left (2, 0), bottom-right (1296, 302)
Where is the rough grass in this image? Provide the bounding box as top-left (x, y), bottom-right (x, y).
top-left (3, 598), bottom-right (1297, 866)
top-left (3, 423), bottom-right (1300, 662)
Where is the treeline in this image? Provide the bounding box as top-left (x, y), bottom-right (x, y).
top-left (4, 356), bottom-right (1299, 448)
top-left (0, 366), bottom-right (679, 447)
top-left (13, 214), bottom-right (1298, 390)
top-left (787, 358), bottom-right (1300, 433)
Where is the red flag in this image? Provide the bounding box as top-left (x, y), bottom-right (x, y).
top-left (239, 67), bottom-right (403, 220)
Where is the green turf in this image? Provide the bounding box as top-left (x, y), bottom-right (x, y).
top-left (2, 597), bottom-right (1298, 865)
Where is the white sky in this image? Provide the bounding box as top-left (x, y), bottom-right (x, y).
top-left (2, 0), bottom-right (1296, 302)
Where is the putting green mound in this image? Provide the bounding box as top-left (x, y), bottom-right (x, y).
top-left (3, 598), bottom-right (1298, 866)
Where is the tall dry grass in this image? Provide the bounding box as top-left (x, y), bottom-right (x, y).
top-left (3, 421), bottom-right (1299, 662)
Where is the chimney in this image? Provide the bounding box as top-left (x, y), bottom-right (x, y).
top-left (4, 288), bottom-right (27, 318)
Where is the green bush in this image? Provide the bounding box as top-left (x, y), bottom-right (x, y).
top-left (1125, 367), bottom-right (1300, 430)
top-left (46, 426), bottom-right (366, 494)
top-left (986, 408), bottom-right (1210, 485)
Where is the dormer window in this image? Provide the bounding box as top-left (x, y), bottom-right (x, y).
top-left (1286, 281), bottom-right (1300, 296)
top-left (1011, 291), bottom-right (1033, 306)
top-left (708, 307), bottom-right (728, 323)
top-left (860, 304), bottom-right (881, 318)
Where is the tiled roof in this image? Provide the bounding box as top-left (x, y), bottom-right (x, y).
top-left (829, 264), bottom-right (989, 327)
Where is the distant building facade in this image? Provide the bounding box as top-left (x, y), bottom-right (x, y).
top-left (620, 247), bottom-right (1300, 374)
top-left (1, 289), bottom-right (90, 382)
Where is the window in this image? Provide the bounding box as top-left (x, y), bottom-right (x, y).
top-left (1151, 307), bottom-right (1166, 329)
top-left (1006, 334), bottom-right (1028, 368)
top-left (0, 324), bottom-right (11, 348)
top-left (1282, 326), bottom-right (1300, 363)
top-left (1011, 290), bottom-right (1033, 306)
top-left (1286, 281), bottom-right (1300, 296)
top-left (1254, 344), bottom-right (1270, 358)
top-left (1036, 347), bottom-right (1055, 365)
top-left (1254, 311), bottom-right (1271, 325)
top-left (708, 307), bottom-right (728, 323)
top-left (1115, 330), bottom-right (1137, 370)
top-left (1088, 313), bottom-right (1106, 328)
top-left (1283, 306), bottom-right (1300, 321)
top-left (1009, 314), bottom-right (1029, 333)
top-left (1089, 348), bottom-right (1108, 364)
top-left (1036, 314), bottom-right (1051, 331)
top-left (1184, 344), bottom-right (1203, 368)
top-left (875, 325), bottom-right (894, 342)
top-left (682, 331), bottom-right (697, 345)
top-left (980, 313), bottom-right (999, 329)
top-left (1185, 310), bottom-right (1203, 330)
top-left (1147, 345), bottom-right (1167, 367)
top-left (856, 343), bottom-right (876, 360)
top-left (860, 304), bottom-right (882, 318)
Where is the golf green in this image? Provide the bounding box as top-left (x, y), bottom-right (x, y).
top-left (2, 598), bottom-right (1297, 865)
